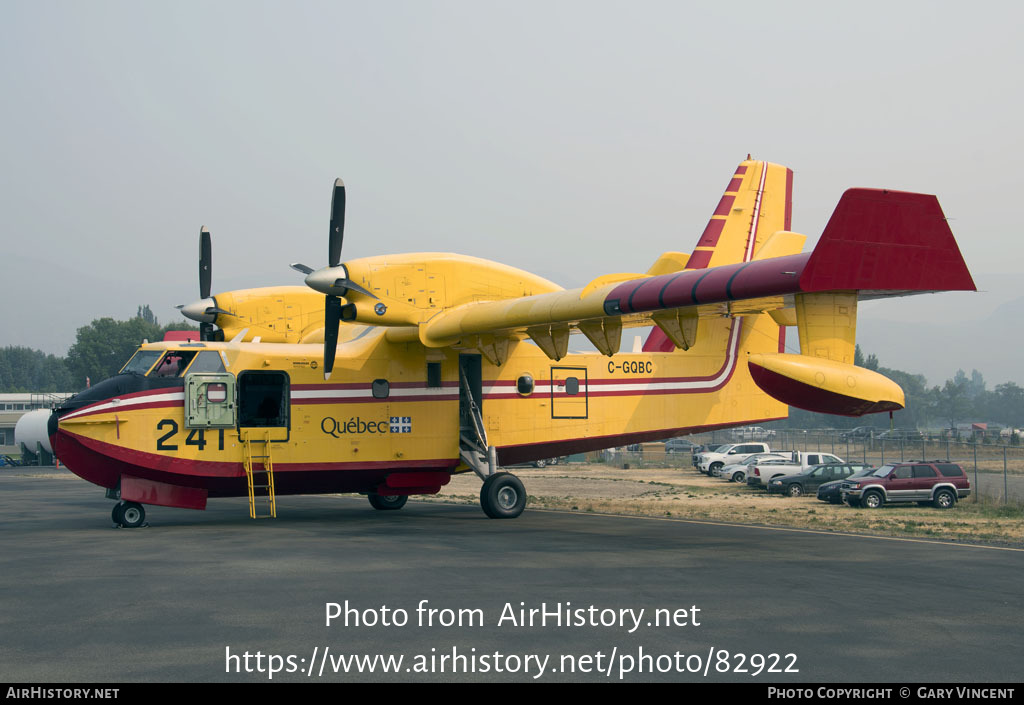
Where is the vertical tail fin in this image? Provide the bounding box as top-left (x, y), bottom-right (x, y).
top-left (644, 158), bottom-right (793, 351)
top-left (689, 158), bottom-right (793, 268)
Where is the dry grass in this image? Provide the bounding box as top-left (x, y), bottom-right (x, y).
top-left (417, 464), bottom-right (1024, 546)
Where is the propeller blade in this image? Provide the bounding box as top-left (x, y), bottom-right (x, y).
top-left (323, 295), bottom-right (342, 380)
top-left (328, 179), bottom-right (345, 268)
top-left (290, 262), bottom-right (314, 275)
top-left (199, 227), bottom-right (212, 299)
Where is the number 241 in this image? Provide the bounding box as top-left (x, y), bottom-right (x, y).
top-left (156, 420), bottom-right (224, 452)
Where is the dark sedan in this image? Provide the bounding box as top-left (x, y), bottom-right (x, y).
top-left (768, 463), bottom-right (872, 497)
top-left (816, 466), bottom-right (877, 503)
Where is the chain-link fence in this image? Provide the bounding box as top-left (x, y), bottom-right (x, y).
top-left (599, 429), bottom-right (1024, 504)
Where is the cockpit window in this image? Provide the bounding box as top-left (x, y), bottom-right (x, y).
top-left (148, 351), bottom-right (198, 378)
top-left (120, 350), bottom-right (164, 375)
top-left (185, 350), bottom-right (227, 374)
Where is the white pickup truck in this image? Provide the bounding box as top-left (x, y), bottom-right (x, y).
top-left (728, 426), bottom-right (777, 441)
top-left (745, 451), bottom-right (844, 489)
top-left (696, 442), bottom-right (773, 475)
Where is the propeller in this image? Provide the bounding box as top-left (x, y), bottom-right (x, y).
top-left (292, 179), bottom-right (378, 380)
top-left (177, 227), bottom-right (230, 341)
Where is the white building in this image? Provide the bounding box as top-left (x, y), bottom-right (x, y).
top-left (0, 393), bottom-right (75, 451)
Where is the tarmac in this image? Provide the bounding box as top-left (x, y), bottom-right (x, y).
top-left (1, 466), bottom-right (1021, 683)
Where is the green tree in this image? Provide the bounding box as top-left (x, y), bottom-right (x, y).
top-left (854, 344), bottom-right (879, 371)
top-left (0, 347), bottom-right (73, 392)
top-left (136, 304), bottom-right (158, 326)
top-left (65, 317), bottom-right (163, 387)
top-left (877, 365), bottom-right (929, 429)
top-left (934, 373), bottom-right (972, 430)
top-left (63, 306), bottom-right (198, 387)
top-left (991, 382), bottom-right (1024, 426)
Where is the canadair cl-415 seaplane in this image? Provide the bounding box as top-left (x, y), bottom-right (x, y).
top-left (50, 158), bottom-right (975, 526)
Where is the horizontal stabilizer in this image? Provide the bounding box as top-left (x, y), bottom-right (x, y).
top-left (802, 188), bottom-right (976, 294)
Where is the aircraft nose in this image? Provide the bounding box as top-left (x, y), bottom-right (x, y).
top-left (47, 408), bottom-right (59, 441)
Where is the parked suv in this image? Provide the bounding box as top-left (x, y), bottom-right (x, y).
top-left (841, 461), bottom-right (970, 509)
top-left (840, 426), bottom-right (877, 441)
top-left (695, 443), bottom-right (772, 475)
top-left (664, 438), bottom-right (698, 454)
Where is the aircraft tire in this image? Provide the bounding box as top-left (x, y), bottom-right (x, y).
top-left (118, 502), bottom-right (146, 528)
top-left (480, 472), bottom-right (527, 519)
top-left (368, 493), bottom-right (408, 511)
top-left (111, 502), bottom-right (125, 525)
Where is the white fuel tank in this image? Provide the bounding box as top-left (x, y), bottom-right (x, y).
top-left (15, 409), bottom-right (53, 454)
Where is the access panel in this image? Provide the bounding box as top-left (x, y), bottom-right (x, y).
top-left (550, 366), bottom-right (588, 419)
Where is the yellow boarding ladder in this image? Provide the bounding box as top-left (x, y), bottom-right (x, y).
top-left (243, 430), bottom-right (277, 519)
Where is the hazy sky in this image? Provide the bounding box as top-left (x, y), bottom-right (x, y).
top-left (2, 1), bottom-right (1021, 384)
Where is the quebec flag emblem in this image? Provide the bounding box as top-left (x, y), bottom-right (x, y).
top-left (390, 416), bottom-right (412, 434)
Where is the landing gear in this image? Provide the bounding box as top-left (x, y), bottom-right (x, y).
top-left (111, 501), bottom-right (146, 528)
top-left (457, 354), bottom-right (527, 520)
top-left (480, 472), bottom-right (527, 519)
top-left (368, 493), bottom-right (408, 511)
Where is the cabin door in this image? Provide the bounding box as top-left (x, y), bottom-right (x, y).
top-left (237, 370), bottom-right (290, 442)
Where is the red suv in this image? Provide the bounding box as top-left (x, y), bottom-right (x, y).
top-left (841, 461), bottom-right (970, 509)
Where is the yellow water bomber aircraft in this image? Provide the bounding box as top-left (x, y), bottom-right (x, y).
top-left (50, 158), bottom-right (975, 526)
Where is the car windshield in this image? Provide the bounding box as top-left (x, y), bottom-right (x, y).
top-left (868, 465), bottom-right (895, 477)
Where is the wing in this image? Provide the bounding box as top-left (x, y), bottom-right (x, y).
top-left (417, 183), bottom-right (974, 352)
top-left (412, 179), bottom-right (974, 417)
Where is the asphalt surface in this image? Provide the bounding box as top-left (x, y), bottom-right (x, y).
top-left (1, 467), bottom-right (1021, 683)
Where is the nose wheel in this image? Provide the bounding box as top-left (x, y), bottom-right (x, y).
top-left (368, 493), bottom-right (408, 511)
top-left (480, 472), bottom-right (527, 519)
top-left (111, 501), bottom-right (147, 528)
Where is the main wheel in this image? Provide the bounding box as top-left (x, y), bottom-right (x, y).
top-left (480, 472), bottom-right (527, 519)
top-left (786, 484), bottom-right (804, 498)
top-left (709, 462), bottom-right (723, 475)
top-left (933, 488), bottom-right (956, 509)
top-left (732, 471), bottom-right (744, 483)
top-left (111, 502), bottom-right (125, 525)
top-left (118, 501), bottom-right (146, 528)
top-left (368, 493), bottom-right (408, 511)
top-left (532, 458), bottom-right (547, 468)
top-left (862, 491), bottom-right (884, 509)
